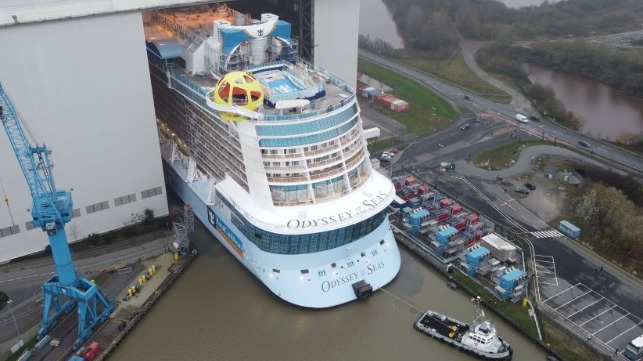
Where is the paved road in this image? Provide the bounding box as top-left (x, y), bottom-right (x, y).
top-left (359, 49), bottom-right (643, 176)
top-left (358, 49), bottom-right (643, 357)
top-left (0, 233), bottom-right (170, 348)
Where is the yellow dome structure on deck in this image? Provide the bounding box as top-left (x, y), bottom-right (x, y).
top-left (212, 71), bottom-right (264, 121)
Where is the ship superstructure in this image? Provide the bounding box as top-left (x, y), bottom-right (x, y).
top-left (143, 3), bottom-right (401, 307)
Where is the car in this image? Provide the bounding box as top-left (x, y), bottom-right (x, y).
top-left (528, 116), bottom-right (540, 122)
top-left (578, 140), bottom-right (591, 148)
top-left (464, 95), bottom-right (472, 101)
top-left (378, 155), bottom-right (392, 162)
top-left (460, 123), bottom-right (471, 130)
top-left (514, 188), bottom-right (530, 195)
top-left (381, 151), bottom-right (393, 158)
top-left (524, 183), bottom-right (536, 190)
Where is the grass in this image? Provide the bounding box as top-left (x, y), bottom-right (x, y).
top-left (473, 139), bottom-right (554, 170)
top-left (541, 318), bottom-right (611, 361)
top-left (400, 52), bottom-right (511, 103)
top-left (450, 270), bottom-right (540, 339)
top-left (358, 58), bottom-right (456, 135)
top-left (367, 137), bottom-right (403, 153)
top-left (0, 291), bottom-right (7, 311)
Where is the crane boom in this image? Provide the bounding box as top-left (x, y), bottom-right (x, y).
top-left (0, 83), bottom-right (73, 227)
top-left (0, 81), bottom-right (114, 350)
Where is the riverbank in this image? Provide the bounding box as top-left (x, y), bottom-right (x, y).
top-left (394, 225), bottom-right (607, 361)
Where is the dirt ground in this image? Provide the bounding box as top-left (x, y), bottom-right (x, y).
top-left (505, 155), bottom-right (578, 223)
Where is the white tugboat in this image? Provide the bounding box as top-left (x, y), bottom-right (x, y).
top-left (414, 296), bottom-right (513, 360)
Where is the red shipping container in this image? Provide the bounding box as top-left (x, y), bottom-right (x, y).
top-left (440, 198), bottom-right (451, 208)
top-left (451, 204), bottom-right (462, 215)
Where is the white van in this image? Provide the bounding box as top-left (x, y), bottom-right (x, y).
top-left (514, 113), bottom-right (529, 123)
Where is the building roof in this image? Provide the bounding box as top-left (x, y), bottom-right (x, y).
top-left (0, 0), bottom-right (219, 27)
top-left (482, 233), bottom-right (517, 251)
top-left (501, 269), bottom-right (524, 281)
top-left (409, 209), bottom-right (429, 220)
top-left (468, 247), bottom-right (489, 258)
top-left (437, 226), bottom-right (457, 237)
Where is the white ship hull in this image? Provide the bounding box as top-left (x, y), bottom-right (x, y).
top-left (165, 161), bottom-right (401, 308)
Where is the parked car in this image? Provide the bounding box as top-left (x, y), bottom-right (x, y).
top-left (528, 116), bottom-right (540, 122)
top-left (578, 140), bottom-right (591, 148)
top-left (514, 188), bottom-right (530, 195)
top-left (464, 95), bottom-right (472, 101)
top-left (460, 123), bottom-right (471, 130)
top-left (524, 183), bottom-right (536, 190)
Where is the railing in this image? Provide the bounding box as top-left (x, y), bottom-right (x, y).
top-left (344, 153), bottom-right (365, 170)
top-left (303, 143), bottom-right (341, 157)
top-left (266, 175), bottom-right (308, 183)
top-left (309, 166), bottom-right (344, 181)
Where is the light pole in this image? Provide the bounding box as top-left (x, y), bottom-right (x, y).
top-left (7, 299), bottom-right (20, 339)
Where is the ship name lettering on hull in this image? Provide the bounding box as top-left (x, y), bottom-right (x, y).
top-left (286, 191), bottom-right (388, 229)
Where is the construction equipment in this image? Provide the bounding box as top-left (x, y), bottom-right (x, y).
top-left (0, 81), bottom-right (115, 350)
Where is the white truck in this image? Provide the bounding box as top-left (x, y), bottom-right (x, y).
top-left (514, 113), bottom-right (529, 123)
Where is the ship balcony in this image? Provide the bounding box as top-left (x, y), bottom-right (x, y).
top-left (303, 143), bottom-right (341, 157)
top-left (305, 155), bottom-right (343, 171)
top-left (339, 128), bottom-right (362, 146)
top-left (342, 142), bottom-right (364, 160)
top-left (348, 171), bottom-right (369, 190)
top-left (263, 164), bottom-right (308, 172)
top-left (344, 152), bottom-right (365, 170)
top-left (261, 152), bottom-right (304, 160)
top-left (308, 164), bottom-right (344, 181)
top-left (314, 187), bottom-right (351, 203)
top-left (266, 174), bottom-right (308, 183)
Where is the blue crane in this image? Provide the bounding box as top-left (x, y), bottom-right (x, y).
top-left (0, 82), bottom-right (115, 350)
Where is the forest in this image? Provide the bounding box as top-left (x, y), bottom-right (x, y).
top-left (567, 182), bottom-right (642, 272)
top-left (383, 0), bottom-right (643, 52)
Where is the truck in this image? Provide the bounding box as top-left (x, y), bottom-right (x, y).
top-left (80, 342), bottom-right (101, 361)
top-left (624, 334), bottom-right (643, 361)
top-left (514, 113), bottom-right (529, 123)
top-left (363, 127), bottom-right (381, 140)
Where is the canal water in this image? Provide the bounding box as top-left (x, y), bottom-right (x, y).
top-left (109, 217), bottom-right (547, 361)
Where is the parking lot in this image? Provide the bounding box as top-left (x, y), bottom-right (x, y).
top-left (538, 278), bottom-right (643, 357)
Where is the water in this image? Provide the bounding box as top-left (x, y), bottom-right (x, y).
top-left (359, 0), bottom-right (404, 49)
top-left (109, 219), bottom-right (547, 361)
top-left (527, 63), bottom-right (643, 140)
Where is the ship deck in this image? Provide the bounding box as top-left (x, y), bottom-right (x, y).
top-left (418, 311), bottom-right (469, 340)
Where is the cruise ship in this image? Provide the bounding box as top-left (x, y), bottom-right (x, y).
top-left (143, 3), bottom-right (401, 308)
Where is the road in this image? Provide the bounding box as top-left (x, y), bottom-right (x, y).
top-left (359, 49), bottom-right (643, 176)
top-left (0, 234), bottom-right (170, 350)
top-left (359, 48), bottom-right (643, 358)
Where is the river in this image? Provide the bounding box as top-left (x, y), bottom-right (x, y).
top-left (526, 63), bottom-right (643, 140)
top-left (108, 214), bottom-right (547, 361)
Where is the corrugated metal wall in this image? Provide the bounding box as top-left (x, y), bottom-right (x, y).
top-left (313, 0), bottom-right (359, 88)
top-left (0, 12), bottom-right (168, 262)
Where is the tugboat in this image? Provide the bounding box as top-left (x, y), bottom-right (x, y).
top-left (414, 296), bottom-right (513, 360)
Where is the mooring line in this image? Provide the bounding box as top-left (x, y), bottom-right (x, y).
top-left (379, 287), bottom-right (424, 314)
